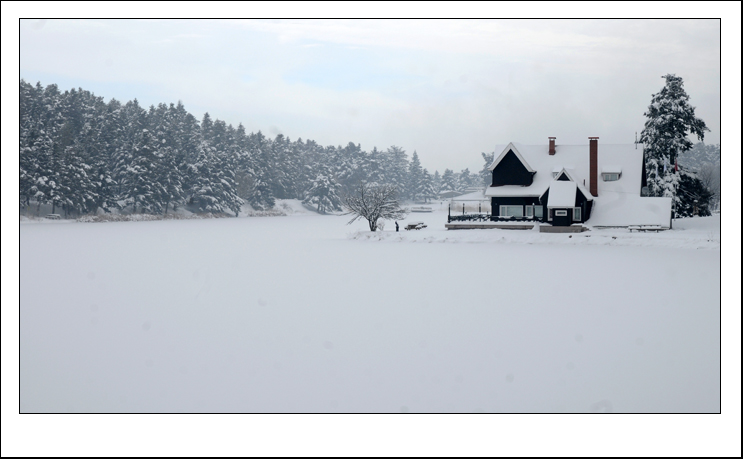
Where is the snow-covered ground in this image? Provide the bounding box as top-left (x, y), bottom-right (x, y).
top-left (19, 204), bottom-right (721, 412)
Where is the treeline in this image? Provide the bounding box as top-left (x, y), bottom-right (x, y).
top-left (19, 80), bottom-right (483, 217)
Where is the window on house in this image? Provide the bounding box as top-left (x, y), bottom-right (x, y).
top-left (499, 205), bottom-right (523, 218)
top-left (573, 207), bottom-right (581, 221)
top-left (555, 210), bottom-right (568, 217)
top-left (534, 206), bottom-right (543, 218)
top-left (525, 206), bottom-right (534, 218)
top-left (602, 173), bottom-right (620, 181)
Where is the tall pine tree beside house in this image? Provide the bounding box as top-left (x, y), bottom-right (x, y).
top-left (640, 74), bottom-right (708, 205)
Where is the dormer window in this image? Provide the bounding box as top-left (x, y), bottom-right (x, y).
top-left (602, 173), bottom-right (620, 181)
top-left (601, 166), bottom-right (622, 181)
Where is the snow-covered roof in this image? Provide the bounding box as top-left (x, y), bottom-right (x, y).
top-left (485, 143), bottom-right (643, 199)
top-left (589, 196), bottom-right (672, 228)
top-left (449, 189), bottom-right (487, 201)
top-left (601, 165), bottom-right (622, 174)
top-left (546, 181), bottom-right (577, 208)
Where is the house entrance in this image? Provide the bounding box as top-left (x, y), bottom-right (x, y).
top-left (551, 209), bottom-right (572, 226)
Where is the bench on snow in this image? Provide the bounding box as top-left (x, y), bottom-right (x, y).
top-left (628, 225), bottom-right (664, 232)
top-left (405, 222), bottom-right (427, 230)
top-left (45, 214), bottom-right (61, 220)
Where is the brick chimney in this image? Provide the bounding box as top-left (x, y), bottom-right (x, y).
top-left (548, 137), bottom-right (556, 155)
top-left (589, 137), bottom-right (599, 197)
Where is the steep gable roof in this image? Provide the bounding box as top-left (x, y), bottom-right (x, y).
top-left (488, 143), bottom-right (535, 173)
top-left (545, 181), bottom-right (577, 208)
top-left (548, 167), bottom-right (594, 201)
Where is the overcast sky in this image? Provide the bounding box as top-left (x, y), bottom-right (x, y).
top-left (16, 16), bottom-right (725, 173)
top-left (3, 5), bottom-right (742, 455)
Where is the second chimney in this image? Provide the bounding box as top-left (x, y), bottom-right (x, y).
top-left (589, 137), bottom-right (599, 197)
top-left (548, 137), bottom-right (556, 155)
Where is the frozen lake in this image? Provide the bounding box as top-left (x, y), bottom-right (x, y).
top-left (19, 207), bottom-right (721, 412)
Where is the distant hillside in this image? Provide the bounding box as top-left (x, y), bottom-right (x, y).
top-left (678, 142), bottom-right (721, 171)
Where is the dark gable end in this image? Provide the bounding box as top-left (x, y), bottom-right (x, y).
top-left (556, 171), bottom-right (571, 181)
top-left (491, 149), bottom-right (536, 186)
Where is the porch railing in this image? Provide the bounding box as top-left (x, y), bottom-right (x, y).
top-left (447, 213), bottom-right (543, 223)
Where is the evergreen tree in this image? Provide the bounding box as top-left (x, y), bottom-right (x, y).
top-left (385, 145), bottom-right (409, 197)
top-left (456, 168), bottom-right (473, 192)
top-left (303, 169), bottom-right (342, 214)
top-left (441, 169), bottom-right (457, 193)
top-left (640, 74), bottom-right (709, 204)
top-left (125, 127), bottom-right (161, 213)
top-left (676, 169), bottom-right (712, 217)
top-left (87, 98), bottom-right (122, 214)
top-left (245, 131), bottom-right (275, 210)
top-left (364, 146), bottom-right (386, 185)
top-left (420, 168), bottom-right (435, 202)
top-left (407, 151), bottom-right (424, 201)
top-left (432, 170), bottom-right (442, 198)
top-left (480, 151), bottom-right (495, 186)
top-left (19, 80), bottom-right (51, 213)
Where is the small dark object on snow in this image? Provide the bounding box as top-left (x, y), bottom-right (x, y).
top-left (405, 222), bottom-right (427, 230)
top-left (395, 221), bottom-right (399, 232)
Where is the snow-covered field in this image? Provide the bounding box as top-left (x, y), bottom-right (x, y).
top-left (19, 203), bottom-right (721, 412)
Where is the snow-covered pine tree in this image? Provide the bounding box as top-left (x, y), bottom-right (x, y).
top-left (639, 74), bottom-right (709, 204)
top-left (186, 116), bottom-right (244, 216)
top-left (420, 168), bottom-right (435, 203)
top-left (363, 147), bottom-right (385, 186)
top-left (86, 97), bottom-right (122, 214)
top-left (480, 151), bottom-right (495, 186)
top-left (269, 134), bottom-right (297, 199)
top-left (245, 130), bottom-right (276, 210)
top-left (113, 99), bottom-right (148, 211)
top-left (676, 169), bottom-right (712, 217)
top-left (19, 80), bottom-right (49, 213)
top-left (30, 83), bottom-right (66, 215)
top-left (385, 145), bottom-right (409, 198)
top-left (332, 142), bottom-right (365, 190)
top-left (407, 151), bottom-right (424, 201)
top-left (149, 103), bottom-right (186, 214)
top-left (126, 126), bottom-right (161, 213)
top-left (456, 168), bottom-right (473, 192)
top-left (440, 169), bottom-right (456, 194)
top-left (214, 123), bottom-right (244, 216)
top-left (303, 170), bottom-right (342, 214)
top-left (432, 170), bottom-right (442, 198)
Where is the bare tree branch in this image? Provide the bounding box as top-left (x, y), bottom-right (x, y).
top-left (342, 183), bottom-right (407, 231)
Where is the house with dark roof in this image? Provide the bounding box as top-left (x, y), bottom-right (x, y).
top-left (447, 137), bottom-right (672, 229)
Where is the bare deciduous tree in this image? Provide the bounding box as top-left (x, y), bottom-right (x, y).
top-left (343, 183), bottom-right (407, 231)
